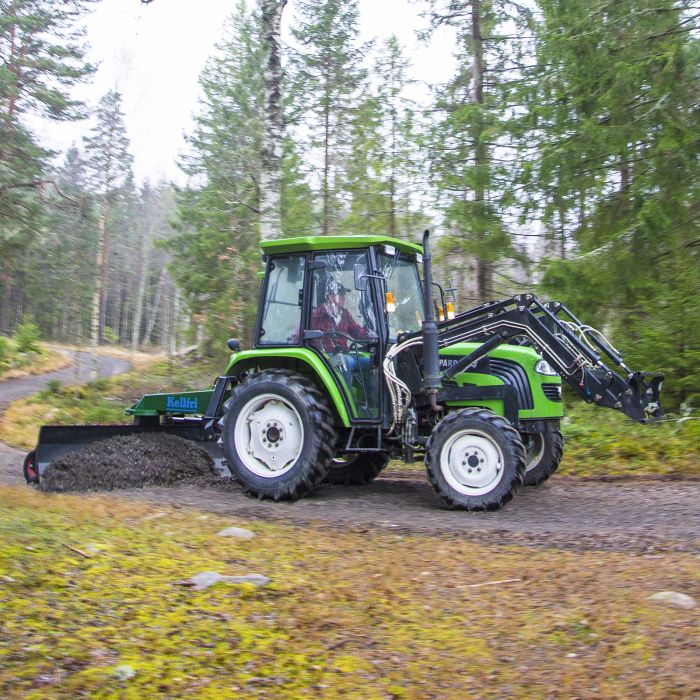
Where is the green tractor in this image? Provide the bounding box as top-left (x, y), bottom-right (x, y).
top-left (25, 232), bottom-right (663, 510)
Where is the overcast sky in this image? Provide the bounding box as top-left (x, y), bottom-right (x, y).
top-left (37, 0), bottom-right (456, 185)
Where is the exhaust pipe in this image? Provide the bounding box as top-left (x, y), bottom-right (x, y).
top-left (421, 229), bottom-right (440, 411)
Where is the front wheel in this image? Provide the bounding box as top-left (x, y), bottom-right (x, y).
top-left (220, 369), bottom-right (337, 501)
top-left (522, 430), bottom-right (564, 486)
top-left (425, 408), bottom-right (525, 511)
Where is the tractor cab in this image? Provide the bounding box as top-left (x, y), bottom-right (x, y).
top-left (255, 236), bottom-right (425, 421)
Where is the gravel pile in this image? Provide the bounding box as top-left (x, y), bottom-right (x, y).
top-left (40, 433), bottom-right (216, 493)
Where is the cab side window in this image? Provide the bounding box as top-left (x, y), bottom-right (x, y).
top-left (258, 256), bottom-right (305, 345)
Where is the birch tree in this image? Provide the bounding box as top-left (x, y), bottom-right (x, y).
top-left (259, 0), bottom-right (286, 241)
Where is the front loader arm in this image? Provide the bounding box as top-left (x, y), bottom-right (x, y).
top-left (428, 294), bottom-right (663, 423)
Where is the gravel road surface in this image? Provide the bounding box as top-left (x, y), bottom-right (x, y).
top-left (1, 353), bottom-right (698, 552)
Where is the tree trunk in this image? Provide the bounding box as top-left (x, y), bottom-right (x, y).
top-left (131, 227), bottom-right (149, 352)
top-left (169, 285), bottom-right (180, 355)
top-left (259, 0), bottom-right (286, 242)
top-left (471, 0), bottom-right (490, 304)
top-left (0, 269), bottom-right (12, 336)
top-left (90, 198), bottom-right (108, 379)
top-left (322, 70), bottom-right (331, 234)
top-left (98, 209), bottom-right (109, 343)
top-left (143, 266), bottom-right (167, 346)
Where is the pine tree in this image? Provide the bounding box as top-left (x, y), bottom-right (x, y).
top-left (290, 0), bottom-right (368, 234)
top-left (0, 0), bottom-right (97, 333)
top-left (83, 90), bottom-right (133, 375)
top-left (342, 36), bottom-right (427, 238)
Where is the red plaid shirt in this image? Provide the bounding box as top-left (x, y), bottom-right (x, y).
top-left (310, 303), bottom-right (369, 352)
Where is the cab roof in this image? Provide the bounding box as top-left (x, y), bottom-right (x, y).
top-left (259, 235), bottom-right (423, 256)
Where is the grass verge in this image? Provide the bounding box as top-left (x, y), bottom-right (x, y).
top-left (0, 344), bottom-right (70, 381)
top-left (0, 357), bottom-right (220, 450)
top-left (558, 402), bottom-right (700, 478)
top-left (1, 485), bottom-right (698, 699)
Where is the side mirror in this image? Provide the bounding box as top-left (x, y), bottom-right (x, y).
top-left (353, 263), bottom-right (368, 291)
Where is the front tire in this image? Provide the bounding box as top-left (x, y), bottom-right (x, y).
top-left (325, 452), bottom-right (390, 485)
top-left (425, 408), bottom-right (525, 511)
top-left (221, 370), bottom-right (336, 500)
top-left (522, 430), bottom-right (564, 486)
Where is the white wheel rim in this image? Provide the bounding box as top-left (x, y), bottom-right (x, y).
top-left (233, 393), bottom-right (304, 478)
top-left (440, 429), bottom-right (505, 496)
top-left (525, 434), bottom-right (545, 473)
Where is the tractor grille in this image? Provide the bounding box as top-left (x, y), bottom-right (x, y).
top-left (489, 359), bottom-right (534, 410)
top-left (542, 383), bottom-right (562, 402)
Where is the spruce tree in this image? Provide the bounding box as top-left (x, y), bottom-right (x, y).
top-left (532, 0), bottom-right (699, 403)
top-left (172, 3), bottom-right (264, 351)
top-left (427, 0), bottom-right (532, 304)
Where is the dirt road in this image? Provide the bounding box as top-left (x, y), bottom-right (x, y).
top-left (0, 349), bottom-right (131, 409)
top-left (1, 354), bottom-right (698, 552)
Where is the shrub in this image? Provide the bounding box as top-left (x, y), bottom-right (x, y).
top-left (103, 326), bottom-right (119, 344)
top-left (14, 322), bottom-right (41, 354)
top-left (0, 335), bottom-right (11, 363)
top-left (46, 379), bottom-right (63, 394)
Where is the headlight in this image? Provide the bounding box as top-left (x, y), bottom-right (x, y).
top-left (535, 359), bottom-right (558, 376)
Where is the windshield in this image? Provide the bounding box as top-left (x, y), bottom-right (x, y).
top-left (378, 252), bottom-right (424, 339)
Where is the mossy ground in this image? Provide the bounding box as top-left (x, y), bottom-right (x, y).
top-left (1, 357), bottom-right (697, 478)
top-left (1, 486), bottom-right (698, 699)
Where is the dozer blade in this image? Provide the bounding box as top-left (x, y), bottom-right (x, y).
top-left (30, 421), bottom-right (224, 480)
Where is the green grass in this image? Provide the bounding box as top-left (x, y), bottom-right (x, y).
top-left (1, 486), bottom-right (698, 699)
top-left (558, 401), bottom-right (700, 478)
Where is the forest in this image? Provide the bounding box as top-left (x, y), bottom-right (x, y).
top-left (0, 0), bottom-right (698, 406)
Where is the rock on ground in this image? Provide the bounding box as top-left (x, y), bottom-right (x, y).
top-left (40, 433), bottom-right (215, 493)
top-left (179, 571), bottom-right (270, 590)
top-left (217, 526), bottom-right (255, 539)
top-left (648, 591), bottom-right (697, 609)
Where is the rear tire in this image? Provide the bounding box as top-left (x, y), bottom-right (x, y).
top-left (325, 452), bottom-right (389, 485)
top-left (23, 450), bottom-right (39, 484)
top-left (522, 430), bottom-right (564, 486)
top-left (221, 369), bottom-right (336, 500)
top-left (425, 408), bottom-right (525, 511)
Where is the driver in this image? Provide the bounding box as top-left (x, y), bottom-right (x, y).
top-left (310, 280), bottom-right (371, 352)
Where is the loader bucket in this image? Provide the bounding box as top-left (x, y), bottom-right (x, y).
top-left (29, 421), bottom-right (224, 481)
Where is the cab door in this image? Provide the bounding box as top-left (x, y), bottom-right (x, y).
top-left (306, 250), bottom-right (381, 420)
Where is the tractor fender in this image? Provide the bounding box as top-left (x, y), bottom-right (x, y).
top-left (225, 348), bottom-right (352, 428)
